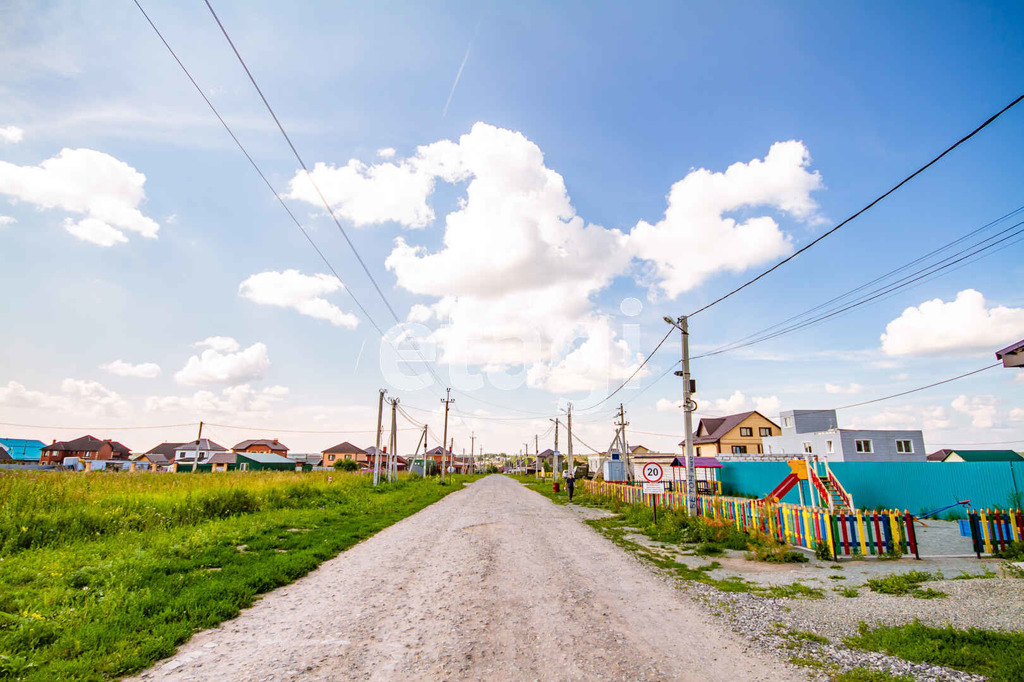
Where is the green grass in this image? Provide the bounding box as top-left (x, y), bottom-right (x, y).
top-left (762, 582), bottom-right (824, 600)
top-left (830, 668), bottom-right (912, 682)
top-left (0, 470), bottom-right (475, 680)
top-left (834, 586), bottom-right (860, 598)
top-left (847, 621), bottom-right (1024, 682)
top-left (865, 570), bottom-right (946, 598)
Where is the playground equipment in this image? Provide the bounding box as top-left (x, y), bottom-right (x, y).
top-left (765, 458), bottom-right (854, 513)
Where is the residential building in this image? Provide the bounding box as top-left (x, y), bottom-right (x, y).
top-left (173, 439), bottom-right (228, 464)
top-left (628, 445), bottom-right (676, 480)
top-left (996, 338), bottom-right (1024, 368)
top-left (927, 449), bottom-right (1023, 463)
top-left (206, 452), bottom-right (238, 472)
top-left (40, 435), bottom-right (131, 465)
top-left (232, 439), bottom-right (290, 456)
top-left (320, 441), bottom-right (367, 467)
top-left (234, 452), bottom-right (295, 471)
top-left (0, 437), bottom-right (46, 462)
top-left (135, 442), bottom-right (183, 470)
top-left (686, 411), bottom-right (781, 459)
top-left (762, 409), bottom-right (926, 462)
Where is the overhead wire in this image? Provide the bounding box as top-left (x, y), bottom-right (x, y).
top-left (687, 91), bottom-right (1024, 318)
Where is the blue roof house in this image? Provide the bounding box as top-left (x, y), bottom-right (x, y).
top-left (0, 438), bottom-right (46, 462)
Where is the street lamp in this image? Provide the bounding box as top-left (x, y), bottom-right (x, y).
top-left (665, 315), bottom-right (698, 517)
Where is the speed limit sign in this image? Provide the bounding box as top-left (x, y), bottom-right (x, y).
top-left (642, 462), bottom-right (664, 483)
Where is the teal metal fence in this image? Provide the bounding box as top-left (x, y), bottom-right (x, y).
top-left (721, 461), bottom-right (1023, 514)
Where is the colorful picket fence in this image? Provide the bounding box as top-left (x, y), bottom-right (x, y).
top-left (582, 480), bottom-right (918, 559)
top-left (966, 508), bottom-right (1023, 556)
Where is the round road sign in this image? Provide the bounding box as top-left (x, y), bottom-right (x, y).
top-left (642, 462), bottom-right (664, 483)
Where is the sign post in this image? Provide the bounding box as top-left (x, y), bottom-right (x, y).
top-left (641, 463), bottom-right (665, 523)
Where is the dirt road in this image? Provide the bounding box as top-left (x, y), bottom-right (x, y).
top-left (130, 476), bottom-right (806, 681)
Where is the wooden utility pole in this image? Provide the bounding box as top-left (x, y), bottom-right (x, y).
top-left (373, 389), bottom-right (386, 486)
top-left (420, 424), bottom-right (428, 476)
top-left (440, 388), bottom-right (453, 483)
top-left (535, 434), bottom-right (540, 478)
top-left (470, 432), bottom-right (476, 474)
top-left (549, 417), bottom-right (560, 472)
top-left (386, 397), bottom-right (400, 482)
top-left (190, 420), bottom-right (204, 472)
top-left (566, 404), bottom-right (574, 478)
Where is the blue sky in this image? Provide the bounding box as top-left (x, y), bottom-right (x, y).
top-left (1, 0), bottom-right (1022, 455)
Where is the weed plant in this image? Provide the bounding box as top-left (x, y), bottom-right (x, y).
top-left (865, 571), bottom-right (946, 598)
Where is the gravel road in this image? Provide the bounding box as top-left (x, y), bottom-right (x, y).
top-left (129, 475), bottom-right (808, 682)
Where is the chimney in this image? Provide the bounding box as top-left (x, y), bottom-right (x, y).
top-left (273, 439), bottom-right (278, 444)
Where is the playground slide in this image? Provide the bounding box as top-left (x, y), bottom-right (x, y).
top-left (766, 473), bottom-right (799, 502)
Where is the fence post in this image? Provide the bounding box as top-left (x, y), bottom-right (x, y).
top-left (968, 511), bottom-right (982, 559)
top-left (904, 511), bottom-right (920, 560)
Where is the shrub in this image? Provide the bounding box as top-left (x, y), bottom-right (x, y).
top-left (866, 570), bottom-right (946, 598)
top-left (995, 540), bottom-right (1024, 561)
top-left (746, 537), bottom-right (809, 564)
top-left (334, 460), bottom-right (358, 472)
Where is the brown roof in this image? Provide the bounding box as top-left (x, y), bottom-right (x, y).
top-left (145, 442), bottom-right (184, 458)
top-left (42, 435), bottom-right (131, 457)
top-left (207, 452), bottom-right (237, 465)
top-left (322, 441), bottom-right (366, 455)
top-left (684, 411), bottom-right (777, 446)
top-left (137, 452), bottom-right (172, 465)
top-left (927, 449), bottom-right (952, 462)
top-left (232, 439), bottom-right (289, 452)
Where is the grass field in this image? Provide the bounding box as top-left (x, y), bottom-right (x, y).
top-left (0, 470), bottom-right (473, 680)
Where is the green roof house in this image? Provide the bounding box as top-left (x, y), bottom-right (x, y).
top-left (236, 451), bottom-right (297, 471)
top-left (927, 449), bottom-right (1024, 463)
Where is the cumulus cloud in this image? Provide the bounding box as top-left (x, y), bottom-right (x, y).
top-left (0, 378), bottom-right (128, 416)
top-left (146, 384), bottom-right (288, 414)
top-left (629, 140), bottom-right (824, 298)
top-left (881, 289), bottom-right (1024, 356)
top-left (656, 398), bottom-right (682, 412)
top-left (825, 382), bottom-right (862, 395)
top-left (175, 337), bottom-right (270, 386)
top-left (1009, 407), bottom-right (1024, 422)
top-left (0, 148), bottom-right (159, 245)
top-left (100, 360), bottom-right (161, 379)
top-left (239, 270), bottom-right (358, 329)
top-left (0, 216), bottom-right (16, 226)
top-left (0, 126), bottom-right (23, 144)
top-left (951, 394), bottom-right (999, 428)
top-left (695, 390), bottom-right (781, 418)
top-left (845, 405), bottom-right (952, 431)
top-left (377, 147), bottom-right (396, 159)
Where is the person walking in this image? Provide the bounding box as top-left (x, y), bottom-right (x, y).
top-left (565, 467), bottom-right (575, 502)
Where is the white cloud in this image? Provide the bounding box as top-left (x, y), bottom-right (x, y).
top-left (100, 359), bottom-right (161, 379)
top-left (1009, 407), bottom-right (1024, 422)
top-left (629, 140), bottom-right (823, 298)
top-left (881, 289), bottom-right (1024, 356)
top-left (825, 382), bottom-right (862, 395)
top-left (0, 378), bottom-right (128, 416)
top-left (845, 405), bottom-right (951, 431)
top-left (1015, 373), bottom-right (1024, 384)
top-left (694, 390), bottom-right (781, 418)
top-left (377, 147), bottom-right (396, 159)
top-left (146, 384), bottom-right (288, 414)
top-left (656, 398), bottom-right (682, 412)
top-left (0, 126), bottom-right (23, 144)
top-left (0, 148), bottom-right (159, 245)
top-left (0, 216), bottom-right (16, 226)
top-left (239, 270), bottom-right (358, 329)
top-left (951, 394), bottom-right (999, 428)
top-left (175, 338), bottom-right (270, 386)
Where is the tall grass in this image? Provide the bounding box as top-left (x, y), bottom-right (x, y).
top-left (0, 470), bottom-right (473, 680)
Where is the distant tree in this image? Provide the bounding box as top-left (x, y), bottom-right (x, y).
top-left (334, 459), bottom-right (358, 472)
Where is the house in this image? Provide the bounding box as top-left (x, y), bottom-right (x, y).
top-left (40, 435), bottom-right (131, 465)
top-left (232, 439), bottom-right (290, 456)
top-left (996, 338), bottom-right (1024, 368)
top-left (0, 448), bottom-right (12, 463)
top-left (134, 442), bottom-right (183, 470)
top-left (927, 449), bottom-right (1023, 463)
top-left (320, 441), bottom-right (368, 467)
top-left (173, 439), bottom-right (228, 464)
top-left (235, 451), bottom-right (296, 471)
top-left (0, 438), bottom-right (46, 462)
top-left (686, 411), bottom-right (781, 458)
top-left (628, 445), bottom-right (677, 480)
top-left (762, 409), bottom-right (926, 462)
top-left (206, 452), bottom-right (238, 472)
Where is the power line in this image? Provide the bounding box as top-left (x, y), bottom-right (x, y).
top-left (131, 0), bottom-right (385, 337)
top-left (203, 421), bottom-right (418, 434)
top-left (688, 91), bottom-right (1024, 318)
top-left (0, 421), bottom-right (197, 431)
top-left (575, 328), bottom-right (674, 414)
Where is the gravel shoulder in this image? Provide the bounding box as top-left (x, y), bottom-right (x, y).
top-left (128, 475), bottom-right (808, 682)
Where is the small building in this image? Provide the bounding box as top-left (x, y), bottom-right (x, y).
top-left (996, 338), bottom-right (1024, 369)
top-left (40, 435), bottom-right (131, 466)
top-left (629, 445), bottom-right (677, 481)
top-left (235, 451), bottom-right (295, 471)
top-left (320, 441), bottom-right (368, 467)
top-left (135, 442), bottom-right (183, 471)
top-left (669, 455), bottom-right (723, 495)
top-left (927, 449), bottom-right (1023, 463)
top-left (173, 439), bottom-right (229, 464)
top-left (687, 411), bottom-right (781, 458)
top-left (232, 439), bottom-right (290, 456)
top-left (762, 409), bottom-right (926, 462)
top-left (0, 438), bottom-right (45, 463)
top-left (206, 452), bottom-right (238, 472)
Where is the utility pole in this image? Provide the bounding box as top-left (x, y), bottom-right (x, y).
top-left (616, 404), bottom-right (634, 480)
top-left (549, 417), bottom-right (560, 472)
top-left (535, 434), bottom-right (540, 478)
top-left (190, 420), bottom-right (204, 472)
top-left (566, 404), bottom-right (573, 478)
top-left (665, 315), bottom-right (697, 516)
top-left (440, 388), bottom-right (453, 484)
top-left (373, 389), bottom-right (386, 486)
top-left (470, 432), bottom-right (476, 474)
top-left (386, 397), bottom-right (400, 482)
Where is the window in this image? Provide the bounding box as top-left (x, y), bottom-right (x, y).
top-left (783, 417), bottom-right (793, 428)
top-left (328, 454), bottom-right (335, 462)
top-left (345, 454), bottom-right (352, 460)
top-left (896, 440), bottom-right (914, 454)
top-left (827, 440), bottom-right (834, 453)
top-left (802, 442), bottom-right (813, 454)
top-left (740, 427), bottom-right (753, 437)
top-left (731, 445), bottom-right (747, 454)
top-left (759, 427), bottom-right (772, 437)
top-left (239, 463), bottom-right (249, 471)
top-left (855, 440), bottom-right (873, 453)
